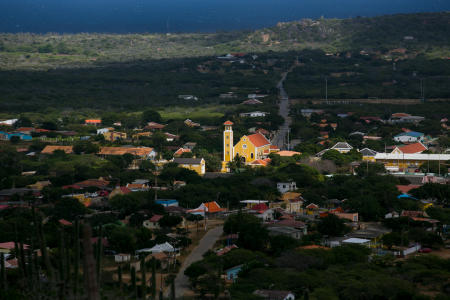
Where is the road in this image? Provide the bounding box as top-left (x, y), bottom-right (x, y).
top-left (272, 71), bottom-right (292, 150)
top-left (170, 225), bottom-right (223, 299)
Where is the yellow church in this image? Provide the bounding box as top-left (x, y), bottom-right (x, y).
top-left (221, 121), bottom-right (277, 172)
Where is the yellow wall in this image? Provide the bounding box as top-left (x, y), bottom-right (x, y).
top-left (233, 136), bottom-right (271, 163)
top-left (234, 135), bottom-right (257, 162)
top-left (223, 125), bottom-right (234, 162)
top-left (179, 159), bottom-right (206, 175)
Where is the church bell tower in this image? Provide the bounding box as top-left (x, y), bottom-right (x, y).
top-left (221, 120), bottom-right (234, 172)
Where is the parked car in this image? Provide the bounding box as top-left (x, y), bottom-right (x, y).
top-left (419, 248), bottom-right (432, 253)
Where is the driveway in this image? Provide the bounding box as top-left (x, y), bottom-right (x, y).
top-left (170, 225), bottom-right (223, 299)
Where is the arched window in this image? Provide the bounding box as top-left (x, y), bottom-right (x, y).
top-left (251, 153), bottom-right (254, 159)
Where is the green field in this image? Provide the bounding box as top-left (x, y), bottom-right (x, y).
top-left (158, 105), bottom-right (227, 120)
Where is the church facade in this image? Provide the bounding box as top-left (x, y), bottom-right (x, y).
top-left (221, 120), bottom-right (276, 172)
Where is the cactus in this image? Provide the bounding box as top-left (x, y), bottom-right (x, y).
top-left (117, 265), bottom-right (122, 289)
top-left (151, 257), bottom-right (156, 299)
top-left (73, 218), bottom-right (80, 296)
top-left (37, 216), bottom-right (53, 280)
top-left (82, 224), bottom-right (100, 300)
top-left (96, 225), bottom-right (103, 284)
top-left (19, 240), bottom-right (27, 282)
top-left (1, 253), bottom-right (6, 291)
top-left (170, 276), bottom-right (175, 300)
top-left (131, 266), bottom-right (137, 299)
top-left (141, 256), bottom-right (146, 299)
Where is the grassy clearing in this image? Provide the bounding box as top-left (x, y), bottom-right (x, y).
top-left (158, 105), bottom-right (227, 120)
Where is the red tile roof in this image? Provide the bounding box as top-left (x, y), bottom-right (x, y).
top-left (174, 148), bottom-right (191, 157)
top-left (251, 203), bottom-right (269, 211)
top-left (59, 219), bottom-right (73, 226)
top-left (250, 158), bottom-right (271, 166)
top-left (223, 120), bottom-right (234, 125)
top-left (396, 184), bottom-right (420, 194)
top-left (248, 133), bottom-right (270, 147)
top-left (0, 242), bottom-right (29, 250)
top-left (397, 142), bottom-right (427, 154)
top-left (149, 215), bottom-right (163, 222)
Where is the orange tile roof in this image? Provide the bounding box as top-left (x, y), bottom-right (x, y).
top-left (250, 158), bottom-right (271, 166)
top-left (392, 113), bottom-right (411, 118)
top-left (174, 148), bottom-right (191, 157)
top-left (99, 147), bottom-right (154, 156)
top-left (205, 201), bottom-right (224, 213)
top-left (297, 245), bottom-right (330, 250)
top-left (41, 145), bottom-right (73, 154)
top-left (247, 133), bottom-right (270, 147)
top-left (223, 120), bottom-right (234, 125)
top-left (276, 150), bottom-right (301, 157)
top-left (85, 119), bottom-right (101, 123)
top-left (397, 142), bottom-right (427, 154)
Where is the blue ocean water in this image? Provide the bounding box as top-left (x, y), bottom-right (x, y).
top-left (0, 0), bottom-right (449, 33)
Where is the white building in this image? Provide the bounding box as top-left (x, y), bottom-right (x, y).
top-left (330, 142), bottom-right (353, 153)
top-left (393, 131), bottom-right (424, 143)
top-left (239, 111), bottom-right (269, 118)
top-left (277, 181), bottom-right (297, 194)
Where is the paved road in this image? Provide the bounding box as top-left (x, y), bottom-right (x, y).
top-left (171, 225), bottom-right (223, 299)
top-left (272, 71), bottom-right (292, 150)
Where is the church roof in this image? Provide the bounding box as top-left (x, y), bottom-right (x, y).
top-left (248, 133), bottom-right (270, 147)
top-left (224, 120), bottom-right (234, 125)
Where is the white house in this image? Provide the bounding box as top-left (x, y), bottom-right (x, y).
top-left (143, 215), bottom-right (163, 230)
top-left (114, 253), bottom-right (131, 263)
top-left (136, 242), bottom-right (176, 255)
top-left (96, 128), bottom-right (112, 135)
top-left (253, 290), bottom-right (295, 300)
top-left (0, 119), bottom-right (18, 126)
top-left (239, 111), bottom-right (269, 118)
top-left (330, 142), bottom-right (353, 153)
top-left (277, 181), bottom-right (297, 194)
top-left (178, 95), bottom-right (198, 101)
top-left (393, 131), bottom-right (424, 143)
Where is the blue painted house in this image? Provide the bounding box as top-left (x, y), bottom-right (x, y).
top-left (156, 199), bottom-right (179, 207)
top-left (225, 264), bottom-right (243, 282)
top-left (0, 131), bottom-right (32, 141)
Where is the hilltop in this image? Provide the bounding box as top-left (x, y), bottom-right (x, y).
top-left (0, 12), bottom-right (449, 70)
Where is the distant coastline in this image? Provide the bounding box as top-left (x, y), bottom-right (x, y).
top-left (0, 0), bottom-right (449, 33)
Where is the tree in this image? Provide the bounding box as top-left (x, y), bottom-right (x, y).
top-left (107, 226), bottom-right (137, 253)
top-left (15, 116), bottom-right (32, 128)
top-left (142, 109), bottom-right (162, 124)
top-left (73, 141), bottom-right (99, 154)
top-left (9, 136), bottom-right (20, 144)
top-left (224, 213), bottom-right (268, 251)
top-left (317, 214), bottom-right (350, 236)
top-left (52, 198), bottom-right (87, 221)
top-left (355, 162), bottom-right (386, 176)
top-left (158, 215), bottom-right (182, 228)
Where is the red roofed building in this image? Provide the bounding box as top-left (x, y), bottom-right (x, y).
top-left (396, 184), bottom-right (420, 194)
top-left (251, 203), bottom-right (269, 213)
top-left (392, 142), bottom-right (427, 154)
top-left (174, 148), bottom-right (192, 157)
top-left (85, 119), bottom-right (102, 125)
top-left (143, 215), bottom-right (163, 229)
top-left (59, 219), bottom-right (73, 226)
top-left (0, 242), bottom-right (29, 253)
top-left (145, 122), bottom-right (166, 130)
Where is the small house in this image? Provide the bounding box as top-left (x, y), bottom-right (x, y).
top-left (143, 215), bottom-right (163, 230)
top-left (277, 181), bottom-right (297, 194)
top-left (115, 253), bottom-right (131, 263)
